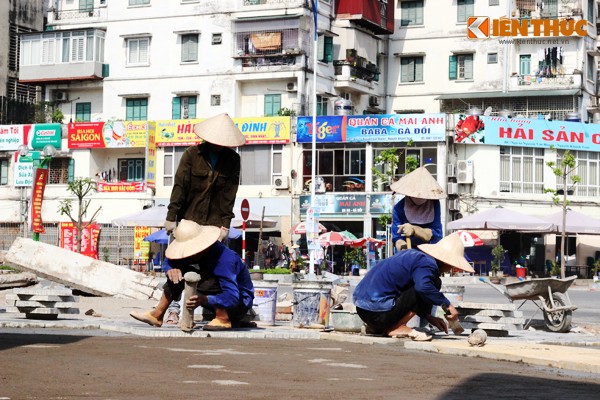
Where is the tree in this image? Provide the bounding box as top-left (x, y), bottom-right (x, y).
top-left (545, 150), bottom-right (580, 279)
top-left (57, 178), bottom-right (102, 254)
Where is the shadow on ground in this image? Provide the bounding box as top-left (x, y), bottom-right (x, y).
top-left (436, 372), bottom-right (600, 399)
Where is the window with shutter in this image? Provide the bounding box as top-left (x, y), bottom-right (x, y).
top-left (401, 57), bottom-right (423, 83)
top-left (264, 94), bottom-right (281, 117)
top-left (520, 54), bottom-right (531, 76)
top-left (449, 55), bottom-right (457, 80)
top-left (181, 34), bottom-right (198, 62)
top-left (172, 97), bottom-right (181, 119)
top-left (457, 0), bottom-right (474, 23)
top-left (400, 1), bottom-right (424, 26)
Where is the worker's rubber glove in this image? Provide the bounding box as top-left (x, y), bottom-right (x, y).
top-left (164, 220), bottom-right (177, 235)
top-left (395, 239), bottom-right (407, 252)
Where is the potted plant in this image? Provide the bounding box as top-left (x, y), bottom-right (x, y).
top-left (343, 248), bottom-right (366, 276)
top-left (491, 244), bottom-right (505, 282)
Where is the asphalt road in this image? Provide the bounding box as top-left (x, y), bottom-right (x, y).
top-left (1, 333), bottom-right (600, 400)
top-left (462, 283), bottom-right (600, 326)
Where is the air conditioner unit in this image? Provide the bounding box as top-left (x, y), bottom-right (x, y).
top-left (447, 163), bottom-right (456, 178)
top-left (286, 82), bottom-right (297, 92)
top-left (273, 176), bottom-right (289, 189)
top-left (447, 182), bottom-right (459, 195)
top-left (449, 199), bottom-right (461, 211)
top-left (456, 159), bottom-right (474, 184)
top-left (368, 96), bottom-right (379, 107)
top-left (54, 91), bottom-right (68, 101)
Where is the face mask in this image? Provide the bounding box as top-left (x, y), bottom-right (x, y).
top-left (409, 197), bottom-right (428, 206)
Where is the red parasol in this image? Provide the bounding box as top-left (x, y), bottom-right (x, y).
top-left (290, 221), bottom-right (327, 235)
top-left (456, 231), bottom-right (484, 247)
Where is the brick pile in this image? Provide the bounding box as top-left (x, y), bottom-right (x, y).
top-left (5, 287), bottom-right (79, 320)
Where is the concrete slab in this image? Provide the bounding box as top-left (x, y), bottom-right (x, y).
top-left (458, 301), bottom-right (517, 310)
top-left (462, 315), bottom-right (526, 325)
top-left (4, 238), bottom-right (162, 300)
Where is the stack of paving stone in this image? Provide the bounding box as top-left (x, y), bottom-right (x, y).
top-left (456, 301), bottom-right (525, 336)
top-left (4, 287), bottom-right (80, 320)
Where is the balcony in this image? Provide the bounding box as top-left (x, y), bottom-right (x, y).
top-left (509, 73), bottom-right (582, 91)
top-left (19, 29), bottom-right (106, 83)
top-left (332, 49), bottom-right (380, 93)
top-left (233, 28), bottom-right (303, 69)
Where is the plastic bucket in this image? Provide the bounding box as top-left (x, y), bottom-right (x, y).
top-left (292, 282), bottom-right (332, 328)
top-left (252, 283), bottom-right (277, 325)
top-left (516, 267), bottom-right (526, 278)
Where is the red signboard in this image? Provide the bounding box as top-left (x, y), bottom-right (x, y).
top-left (59, 222), bottom-right (101, 259)
top-left (241, 199), bottom-right (250, 221)
top-left (97, 181), bottom-right (145, 193)
top-left (30, 168), bottom-right (48, 233)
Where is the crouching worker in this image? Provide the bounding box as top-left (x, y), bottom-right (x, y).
top-left (352, 234), bottom-right (474, 341)
top-left (130, 220), bottom-right (254, 331)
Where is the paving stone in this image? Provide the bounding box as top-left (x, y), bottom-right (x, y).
top-left (460, 321), bottom-right (524, 331)
top-left (458, 301), bottom-right (517, 311)
top-left (459, 308), bottom-right (524, 318)
top-left (5, 306), bottom-right (80, 315)
top-left (5, 293), bottom-right (78, 302)
top-left (12, 287), bottom-right (74, 296)
top-left (461, 315), bottom-right (526, 325)
top-left (11, 301), bottom-right (79, 309)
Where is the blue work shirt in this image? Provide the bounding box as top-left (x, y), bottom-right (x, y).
top-left (391, 198), bottom-right (443, 248)
top-left (203, 242), bottom-right (255, 310)
top-left (353, 249), bottom-right (450, 312)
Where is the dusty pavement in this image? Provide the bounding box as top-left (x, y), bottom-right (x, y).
top-left (1, 333), bottom-right (600, 400)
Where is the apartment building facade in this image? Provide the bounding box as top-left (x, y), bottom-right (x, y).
top-left (1, 0), bottom-right (599, 274)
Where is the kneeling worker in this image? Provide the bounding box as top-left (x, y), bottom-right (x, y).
top-left (353, 234), bottom-right (474, 341)
top-left (131, 220), bottom-right (254, 331)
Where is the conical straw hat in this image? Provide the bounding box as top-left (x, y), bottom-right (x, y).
top-left (193, 113), bottom-right (246, 147)
top-left (418, 234), bottom-right (474, 273)
top-left (390, 167), bottom-right (446, 199)
top-left (165, 220), bottom-right (221, 260)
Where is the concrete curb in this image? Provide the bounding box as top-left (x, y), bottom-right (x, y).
top-left (405, 340), bottom-right (600, 375)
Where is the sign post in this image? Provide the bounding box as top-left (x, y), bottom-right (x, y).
top-left (240, 199), bottom-right (250, 263)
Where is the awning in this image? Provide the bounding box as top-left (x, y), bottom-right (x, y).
top-left (435, 89), bottom-right (580, 100)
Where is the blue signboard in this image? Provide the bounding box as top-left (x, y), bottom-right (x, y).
top-left (454, 114), bottom-right (600, 152)
top-left (297, 114), bottom-right (446, 143)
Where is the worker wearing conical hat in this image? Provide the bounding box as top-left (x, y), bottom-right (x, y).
top-left (390, 167), bottom-right (446, 252)
top-left (165, 113), bottom-right (245, 238)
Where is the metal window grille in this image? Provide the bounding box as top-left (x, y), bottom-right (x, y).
top-left (441, 95), bottom-right (577, 121)
top-left (499, 146), bottom-right (544, 194)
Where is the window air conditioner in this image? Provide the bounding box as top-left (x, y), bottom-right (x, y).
top-left (447, 163), bottom-right (456, 178)
top-left (447, 182), bottom-right (459, 195)
top-left (456, 159), bottom-right (474, 184)
top-left (449, 198), bottom-right (461, 211)
top-left (54, 91), bottom-right (68, 101)
top-left (368, 96), bottom-right (379, 107)
top-left (272, 176), bottom-right (289, 189)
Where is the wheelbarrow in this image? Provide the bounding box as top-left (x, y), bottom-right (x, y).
top-left (479, 276), bottom-right (578, 333)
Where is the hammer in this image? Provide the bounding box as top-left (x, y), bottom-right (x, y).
top-left (179, 271), bottom-right (201, 332)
